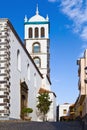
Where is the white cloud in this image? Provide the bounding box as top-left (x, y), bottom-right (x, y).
top-left (48, 0), bottom-right (58, 2)
top-left (59, 0), bottom-right (87, 41)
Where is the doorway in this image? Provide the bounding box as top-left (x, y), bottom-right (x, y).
top-left (20, 81), bottom-right (28, 119)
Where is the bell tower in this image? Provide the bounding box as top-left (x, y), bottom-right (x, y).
top-left (24, 5), bottom-right (50, 78)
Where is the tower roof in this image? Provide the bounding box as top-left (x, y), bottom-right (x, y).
top-left (29, 5), bottom-right (48, 22)
top-left (29, 14), bottom-right (46, 22)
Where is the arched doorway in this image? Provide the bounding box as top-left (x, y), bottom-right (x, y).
top-left (20, 81), bottom-right (28, 119)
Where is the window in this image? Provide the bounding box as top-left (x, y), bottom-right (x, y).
top-left (17, 50), bottom-right (21, 71)
top-left (41, 27), bottom-right (45, 37)
top-left (29, 28), bottom-right (32, 38)
top-left (35, 27), bottom-right (39, 38)
top-left (33, 57), bottom-right (41, 68)
top-left (33, 42), bottom-right (40, 53)
top-left (27, 64), bottom-right (30, 80)
top-left (63, 109), bottom-right (67, 114)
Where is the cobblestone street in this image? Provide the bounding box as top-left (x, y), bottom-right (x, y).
top-left (0, 120), bottom-right (85, 130)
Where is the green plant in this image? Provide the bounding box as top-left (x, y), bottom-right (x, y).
top-left (22, 107), bottom-right (33, 114)
top-left (37, 92), bottom-right (52, 121)
top-left (21, 107), bottom-right (33, 120)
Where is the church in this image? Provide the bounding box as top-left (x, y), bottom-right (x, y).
top-left (0, 6), bottom-right (56, 121)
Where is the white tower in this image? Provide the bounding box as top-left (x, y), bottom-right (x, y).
top-left (24, 5), bottom-right (50, 78)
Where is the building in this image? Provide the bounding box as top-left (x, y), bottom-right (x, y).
top-left (58, 103), bottom-right (71, 121)
top-left (0, 6), bottom-right (56, 121)
top-left (69, 104), bottom-right (75, 120)
top-left (24, 5), bottom-right (50, 79)
top-left (24, 5), bottom-right (56, 121)
top-left (76, 49), bottom-right (87, 120)
top-left (0, 19), bottom-right (43, 120)
top-left (24, 5), bottom-right (51, 93)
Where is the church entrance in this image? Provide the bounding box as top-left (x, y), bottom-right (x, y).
top-left (20, 81), bottom-right (28, 119)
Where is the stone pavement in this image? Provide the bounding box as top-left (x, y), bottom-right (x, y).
top-left (0, 120), bottom-right (84, 130)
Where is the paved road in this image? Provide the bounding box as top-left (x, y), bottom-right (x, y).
top-left (0, 120), bottom-right (84, 130)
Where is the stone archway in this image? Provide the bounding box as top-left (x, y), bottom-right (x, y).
top-left (20, 81), bottom-right (28, 119)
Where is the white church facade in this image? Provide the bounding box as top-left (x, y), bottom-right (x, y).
top-left (0, 6), bottom-right (56, 121)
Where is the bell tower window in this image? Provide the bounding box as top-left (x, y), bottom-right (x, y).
top-left (33, 57), bottom-right (41, 68)
top-left (33, 42), bottom-right (40, 53)
top-left (41, 27), bottom-right (45, 37)
top-left (35, 27), bottom-right (39, 38)
top-left (29, 28), bottom-right (32, 38)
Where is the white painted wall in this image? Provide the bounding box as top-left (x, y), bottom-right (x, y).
top-left (58, 104), bottom-right (71, 121)
top-left (0, 18), bottom-right (56, 121)
top-left (25, 39), bottom-right (49, 75)
top-left (24, 12), bottom-right (56, 121)
top-left (47, 93), bottom-right (56, 121)
top-left (9, 24), bottom-right (42, 120)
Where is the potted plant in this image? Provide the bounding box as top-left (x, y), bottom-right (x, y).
top-left (22, 107), bottom-right (33, 121)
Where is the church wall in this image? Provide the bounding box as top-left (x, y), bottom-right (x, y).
top-left (42, 75), bottom-right (50, 90)
top-left (47, 93), bottom-right (56, 121)
top-left (7, 21), bottom-right (42, 120)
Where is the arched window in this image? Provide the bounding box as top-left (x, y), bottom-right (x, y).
top-left (17, 50), bottom-right (21, 71)
top-left (33, 57), bottom-right (41, 68)
top-left (27, 64), bottom-right (30, 80)
top-left (41, 27), bottom-right (45, 37)
top-left (33, 42), bottom-right (40, 53)
top-left (35, 27), bottom-right (39, 38)
top-left (29, 28), bottom-right (32, 38)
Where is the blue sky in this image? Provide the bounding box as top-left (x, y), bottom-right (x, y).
top-left (1, 0), bottom-right (87, 104)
